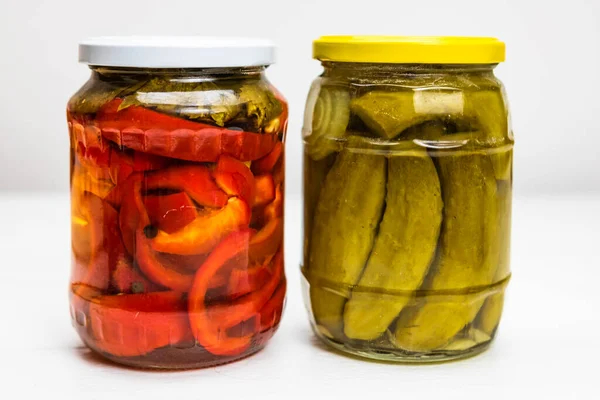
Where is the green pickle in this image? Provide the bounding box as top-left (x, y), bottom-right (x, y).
top-left (473, 179), bottom-right (513, 336)
top-left (304, 83), bottom-right (351, 160)
top-left (307, 139), bottom-right (386, 338)
top-left (393, 150), bottom-right (499, 352)
top-left (343, 146), bottom-right (443, 341)
top-left (351, 87), bottom-right (512, 180)
top-left (302, 53), bottom-right (512, 362)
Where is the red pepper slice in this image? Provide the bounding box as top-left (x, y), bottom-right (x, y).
top-left (143, 192), bottom-right (198, 234)
top-left (145, 165), bottom-right (228, 208)
top-left (253, 174), bottom-right (276, 207)
top-left (131, 180), bottom-right (197, 291)
top-left (111, 255), bottom-right (164, 294)
top-left (251, 142), bottom-right (282, 175)
top-left (72, 193), bottom-right (121, 291)
top-left (226, 262), bottom-right (272, 300)
top-left (188, 234), bottom-right (283, 356)
top-left (151, 197), bottom-right (251, 256)
top-left (207, 250), bottom-right (284, 327)
top-left (212, 155), bottom-right (256, 205)
top-left (118, 175), bottom-right (143, 256)
top-left (249, 217), bottom-right (283, 265)
top-left (109, 150), bottom-right (170, 185)
top-left (88, 291), bottom-right (193, 357)
top-left (264, 184), bottom-right (283, 222)
top-left (96, 99), bottom-right (277, 162)
top-left (258, 278), bottom-right (286, 332)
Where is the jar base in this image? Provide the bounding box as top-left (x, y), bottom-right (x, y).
top-left (79, 335), bottom-right (267, 370)
top-left (313, 328), bottom-right (493, 364)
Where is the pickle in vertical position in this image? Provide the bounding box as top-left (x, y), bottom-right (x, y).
top-left (463, 89), bottom-right (513, 181)
top-left (394, 149), bottom-right (499, 352)
top-left (303, 153), bottom-right (336, 264)
top-left (343, 147), bottom-right (443, 340)
top-left (474, 179), bottom-right (513, 336)
top-left (304, 83), bottom-right (351, 160)
top-left (308, 140), bottom-right (386, 338)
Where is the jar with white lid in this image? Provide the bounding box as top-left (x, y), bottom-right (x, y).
top-left (68, 37), bottom-right (287, 369)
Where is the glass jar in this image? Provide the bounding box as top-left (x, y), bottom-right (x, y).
top-left (302, 36), bottom-right (512, 362)
top-left (68, 37), bottom-right (287, 369)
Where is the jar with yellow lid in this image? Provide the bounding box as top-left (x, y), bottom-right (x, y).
top-left (301, 36), bottom-right (513, 362)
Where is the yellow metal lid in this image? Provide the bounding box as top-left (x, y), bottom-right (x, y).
top-left (313, 36), bottom-right (505, 64)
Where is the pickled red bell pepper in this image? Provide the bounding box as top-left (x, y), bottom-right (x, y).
top-left (73, 121), bottom-right (168, 184)
top-left (108, 150), bottom-right (170, 185)
top-left (253, 174), bottom-right (276, 207)
top-left (145, 165), bottom-right (228, 208)
top-left (188, 230), bottom-right (284, 356)
top-left (72, 193), bottom-right (122, 291)
top-left (96, 99), bottom-right (278, 162)
top-left (258, 278), bottom-right (286, 332)
top-left (251, 142), bottom-right (282, 175)
top-left (111, 255), bottom-right (164, 294)
top-left (143, 192), bottom-right (197, 234)
top-left (131, 179), bottom-right (197, 291)
top-left (151, 197), bottom-right (251, 256)
top-left (88, 291), bottom-right (193, 357)
top-left (212, 155), bottom-right (255, 205)
top-left (264, 184), bottom-right (283, 222)
top-left (119, 175), bottom-right (143, 256)
top-left (249, 217), bottom-right (283, 265)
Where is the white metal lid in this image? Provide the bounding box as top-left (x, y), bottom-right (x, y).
top-left (79, 36), bottom-right (276, 68)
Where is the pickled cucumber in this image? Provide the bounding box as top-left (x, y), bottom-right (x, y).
top-left (343, 148), bottom-right (443, 341)
top-left (303, 153), bottom-right (336, 264)
top-left (308, 140), bottom-right (386, 338)
top-left (394, 149), bottom-right (499, 352)
top-left (474, 179), bottom-right (513, 335)
top-left (350, 91), bottom-right (432, 139)
top-left (350, 88), bottom-right (512, 180)
top-left (304, 84), bottom-right (351, 160)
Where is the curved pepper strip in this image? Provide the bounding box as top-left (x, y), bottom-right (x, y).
top-left (71, 121), bottom-right (169, 185)
top-left (225, 262), bottom-right (273, 300)
top-left (143, 192), bottom-right (198, 234)
top-left (88, 291), bottom-right (193, 357)
top-left (72, 192), bottom-right (122, 291)
top-left (118, 174), bottom-right (143, 256)
top-left (145, 165), bottom-right (228, 208)
top-left (212, 155), bottom-right (256, 205)
top-left (188, 236), bottom-right (283, 356)
top-left (151, 197), bottom-right (251, 256)
top-left (96, 99), bottom-right (278, 162)
top-left (264, 184), bottom-right (284, 222)
top-left (251, 142), bottom-right (282, 175)
top-left (108, 150), bottom-right (170, 185)
top-left (131, 179), bottom-right (197, 291)
top-left (258, 278), bottom-right (287, 332)
top-left (248, 217), bottom-right (283, 265)
top-left (253, 174), bottom-right (276, 207)
top-left (206, 250), bottom-right (284, 332)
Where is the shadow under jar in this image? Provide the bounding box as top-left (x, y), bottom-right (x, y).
top-left (68, 37), bottom-right (287, 369)
top-left (302, 36), bottom-right (513, 363)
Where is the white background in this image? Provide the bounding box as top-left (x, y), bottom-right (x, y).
top-left (0, 1), bottom-right (599, 399)
top-left (0, 0), bottom-right (599, 195)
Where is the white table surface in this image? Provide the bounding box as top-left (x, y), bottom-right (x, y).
top-left (0, 193), bottom-right (598, 399)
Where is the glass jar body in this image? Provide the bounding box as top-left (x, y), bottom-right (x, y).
top-left (302, 62), bottom-right (512, 362)
top-left (68, 66), bottom-right (287, 369)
